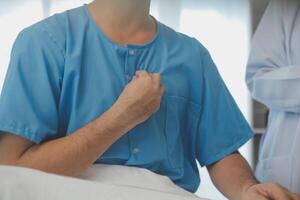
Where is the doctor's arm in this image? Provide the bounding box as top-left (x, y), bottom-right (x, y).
top-left (207, 152), bottom-right (300, 200)
top-left (246, 1), bottom-right (300, 113)
top-left (0, 71), bottom-right (164, 176)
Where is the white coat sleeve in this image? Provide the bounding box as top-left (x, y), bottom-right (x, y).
top-left (246, 0), bottom-right (300, 113)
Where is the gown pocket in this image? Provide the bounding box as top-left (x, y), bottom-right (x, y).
top-left (164, 95), bottom-right (200, 169)
top-left (97, 134), bottom-right (130, 164)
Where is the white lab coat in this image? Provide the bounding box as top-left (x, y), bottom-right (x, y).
top-left (246, 0), bottom-right (300, 194)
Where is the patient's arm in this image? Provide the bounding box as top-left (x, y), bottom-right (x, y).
top-left (207, 152), bottom-right (257, 200)
top-left (207, 152), bottom-right (300, 200)
top-left (0, 71), bottom-right (164, 177)
top-left (0, 108), bottom-right (127, 176)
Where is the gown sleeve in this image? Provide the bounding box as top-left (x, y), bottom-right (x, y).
top-left (0, 22), bottom-right (64, 144)
top-left (196, 51), bottom-right (253, 167)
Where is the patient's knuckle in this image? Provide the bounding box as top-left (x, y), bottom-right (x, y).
top-left (270, 182), bottom-right (282, 190)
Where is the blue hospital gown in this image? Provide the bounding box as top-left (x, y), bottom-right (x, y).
top-left (0, 5), bottom-right (253, 192)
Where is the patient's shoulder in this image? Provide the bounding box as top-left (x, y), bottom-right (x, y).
top-left (158, 22), bottom-right (208, 56)
top-left (14, 11), bottom-right (69, 57)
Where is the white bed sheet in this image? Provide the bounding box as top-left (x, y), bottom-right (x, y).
top-left (0, 164), bottom-right (208, 200)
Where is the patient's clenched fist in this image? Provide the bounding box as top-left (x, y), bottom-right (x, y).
top-left (113, 70), bottom-right (164, 130)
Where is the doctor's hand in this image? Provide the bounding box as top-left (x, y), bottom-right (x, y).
top-left (242, 183), bottom-right (300, 200)
top-left (112, 70), bottom-right (164, 130)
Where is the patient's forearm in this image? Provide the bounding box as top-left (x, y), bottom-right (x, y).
top-left (15, 107), bottom-right (129, 176)
top-left (0, 71), bottom-right (164, 176)
top-left (207, 152), bottom-right (258, 200)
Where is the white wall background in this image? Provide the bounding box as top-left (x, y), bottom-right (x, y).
top-left (0, 1), bottom-right (254, 199)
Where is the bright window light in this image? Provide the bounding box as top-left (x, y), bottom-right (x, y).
top-left (49, 0), bottom-right (92, 15)
top-left (150, 1), bottom-right (160, 20)
top-left (0, 1), bottom-right (43, 90)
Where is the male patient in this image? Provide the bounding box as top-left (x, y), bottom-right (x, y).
top-left (0, 0), bottom-right (299, 199)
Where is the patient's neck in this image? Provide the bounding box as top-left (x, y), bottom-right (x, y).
top-left (88, 0), bottom-right (155, 45)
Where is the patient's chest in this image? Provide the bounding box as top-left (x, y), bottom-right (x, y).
top-left (58, 40), bottom-right (202, 173)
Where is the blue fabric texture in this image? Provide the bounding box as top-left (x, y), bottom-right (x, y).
top-left (0, 5), bottom-right (253, 192)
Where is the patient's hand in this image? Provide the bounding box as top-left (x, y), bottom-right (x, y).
top-left (112, 70), bottom-right (164, 130)
top-left (242, 183), bottom-right (300, 200)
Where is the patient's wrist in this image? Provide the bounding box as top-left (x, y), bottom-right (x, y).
top-left (95, 106), bottom-right (133, 137)
top-left (240, 179), bottom-right (259, 199)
